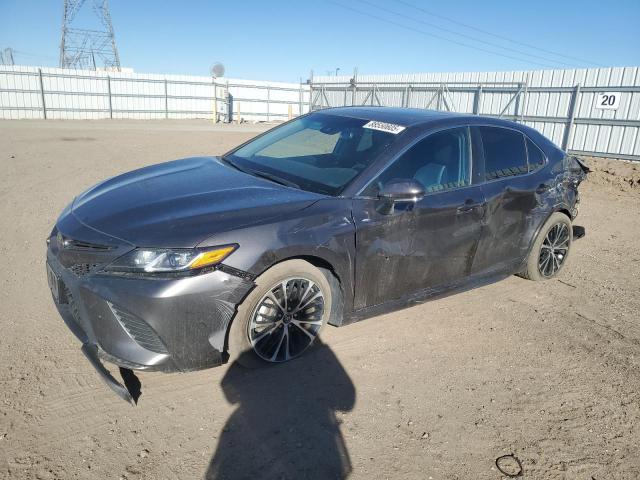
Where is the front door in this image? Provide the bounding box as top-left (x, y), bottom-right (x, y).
top-left (352, 127), bottom-right (486, 309)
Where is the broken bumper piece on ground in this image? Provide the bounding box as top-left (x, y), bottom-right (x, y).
top-left (81, 343), bottom-right (141, 405)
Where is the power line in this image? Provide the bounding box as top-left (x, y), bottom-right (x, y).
top-left (356, 0), bottom-right (578, 68)
top-left (12, 50), bottom-right (57, 60)
top-left (394, 0), bottom-right (602, 67)
top-left (328, 1), bottom-right (562, 69)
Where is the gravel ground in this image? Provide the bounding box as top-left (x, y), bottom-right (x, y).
top-left (1, 120), bottom-right (639, 480)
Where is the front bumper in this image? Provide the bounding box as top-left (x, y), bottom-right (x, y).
top-left (47, 221), bottom-right (255, 377)
top-left (81, 343), bottom-right (138, 405)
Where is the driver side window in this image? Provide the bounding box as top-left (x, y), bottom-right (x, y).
top-left (363, 127), bottom-right (471, 196)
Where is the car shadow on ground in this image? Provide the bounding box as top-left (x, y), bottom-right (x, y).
top-left (205, 340), bottom-right (356, 480)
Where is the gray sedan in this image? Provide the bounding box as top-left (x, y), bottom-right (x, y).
top-left (46, 107), bottom-right (588, 403)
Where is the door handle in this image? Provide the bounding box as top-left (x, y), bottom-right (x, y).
top-left (536, 183), bottom-right (551, 194)
top-left (457, 200), bottom-right (485, 213)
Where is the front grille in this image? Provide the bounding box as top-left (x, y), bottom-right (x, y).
top-left (69, 263), bottom-right (102, 277)
top-left (107, 302), bottom-right (169, 354)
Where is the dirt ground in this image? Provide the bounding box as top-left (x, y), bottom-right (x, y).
top-left (1, 120), bottom-right (639, 480)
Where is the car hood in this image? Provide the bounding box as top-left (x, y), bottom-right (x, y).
top-left (71, 157), bottom-right (324, 248)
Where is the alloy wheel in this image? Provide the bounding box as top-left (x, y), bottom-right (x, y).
top-left (248, 277), bottom-right (325, 362)
top-left (538, 222), bottom-right (570, 278)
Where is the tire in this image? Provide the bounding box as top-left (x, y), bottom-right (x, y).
top-left (227, 260), bottom-right (332, 368)
top-left (520, 212), bottom-right (573, 281)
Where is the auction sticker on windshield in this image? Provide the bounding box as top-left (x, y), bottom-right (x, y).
top-left (362, 120), bottom-right (406, 134)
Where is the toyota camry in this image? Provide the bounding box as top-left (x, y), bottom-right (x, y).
top-left (46, 107), bottom-right (588, 403)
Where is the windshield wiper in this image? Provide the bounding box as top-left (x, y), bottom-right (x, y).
top-left (247, 169), bottom-right (301, 189)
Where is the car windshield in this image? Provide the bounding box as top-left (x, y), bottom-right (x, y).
top-left (225, 112), bottom-right (400, 196)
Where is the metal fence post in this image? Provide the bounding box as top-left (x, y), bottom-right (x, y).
top-left (38, 68), bottom-right (47, 119)
top-left (562, 83), bottom-right (581, 151)
top-left (299, 83), bottom-right (303, 116)
top-left (351, 67), bottom-right (358, 106)
top-left (164, 79), bottom-right (168, 119)
top-left (308, 69), bottom-right (314, 112)
top-left (514, 82), bottom-right (523, 120)
top-left (213, 79), bottom-right (218, 123)
top-left (473, 85), bottom-right (482, 115)
top-left (226, 80), bottom-right (231, 123)
top-left (106, 75), bottom-right (113, 119)
top-left (266, 87), bottom-right (270, 122)
top-left (520, 75), bottom-right (529, 122)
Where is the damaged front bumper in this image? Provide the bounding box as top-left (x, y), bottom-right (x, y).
top-left (81, 343), bottom-right (139, 405)
top-left (46, 218), bottom-right (255, 403)
top-left (572, 225), bottom-right (586, 240)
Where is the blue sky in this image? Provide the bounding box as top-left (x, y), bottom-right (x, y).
top-left (1, 0), bottom-right (639, 82)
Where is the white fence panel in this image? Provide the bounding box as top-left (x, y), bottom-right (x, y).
top-left (0, 65), bottom-right (310, 123)
top-left (2, 65), bottom-right (638, 160)
top-left (312, 66), bottom-right (640, 160)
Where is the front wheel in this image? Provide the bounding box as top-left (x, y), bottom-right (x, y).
top-left (227, 260), bottom-right (332, 368)
top-left (520, 212), bottom-right (573, 281)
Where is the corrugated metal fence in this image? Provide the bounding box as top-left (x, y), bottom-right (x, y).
top-left (2, 65), bottom-right (639, 160)
top-left (311, 67), bottom-right (640, 161)
top-left (0, 65), bottom-right (310, 122)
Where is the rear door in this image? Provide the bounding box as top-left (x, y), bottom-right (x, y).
top-left (352, 126), bottom-right (486, 309)
top-left (471, 126), bottom-right (543, 274)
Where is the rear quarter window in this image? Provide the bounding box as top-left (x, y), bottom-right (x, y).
top-left (479, 126), bottom-right (528, 180)
top-left (525, 137), bottom-right (546, 171)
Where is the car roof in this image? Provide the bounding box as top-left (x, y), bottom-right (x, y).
top-left (315, 106), bottom-right (520, 130)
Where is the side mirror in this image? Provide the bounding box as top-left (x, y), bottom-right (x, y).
top-left (378, 179), bottom-right (425, 202)
top-left (377, 179), bottom-right (425, 215)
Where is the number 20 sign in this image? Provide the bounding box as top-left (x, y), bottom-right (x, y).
top-left (595, 92), bottom-right (621, 110)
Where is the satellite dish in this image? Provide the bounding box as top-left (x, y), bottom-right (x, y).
top-left (210, 62), bottom-right (225, 78)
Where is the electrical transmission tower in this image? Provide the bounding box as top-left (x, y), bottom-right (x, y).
top-left (1, 48), bottom-right (15, 65)
top-left (59, 0), bottom-right (121, 70)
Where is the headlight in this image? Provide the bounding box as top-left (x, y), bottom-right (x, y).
top-left (104, 245), bottom-right (237, 274)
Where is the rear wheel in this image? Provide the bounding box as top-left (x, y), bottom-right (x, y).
top-left (520, 212), bottom-right (572, 281)
top-left (228, 260), bottom-right (331, 368)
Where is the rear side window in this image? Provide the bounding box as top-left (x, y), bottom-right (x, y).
top-left (479, 127), bottom-right (528, 180)
top-left (525, 137), bottom-right (546, 171)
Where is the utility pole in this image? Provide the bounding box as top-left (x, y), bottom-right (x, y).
top-left (60, 0), bottom-right (121, 70)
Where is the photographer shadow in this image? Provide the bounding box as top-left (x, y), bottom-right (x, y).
top-left (206, 340), bottom-right (356, 480)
